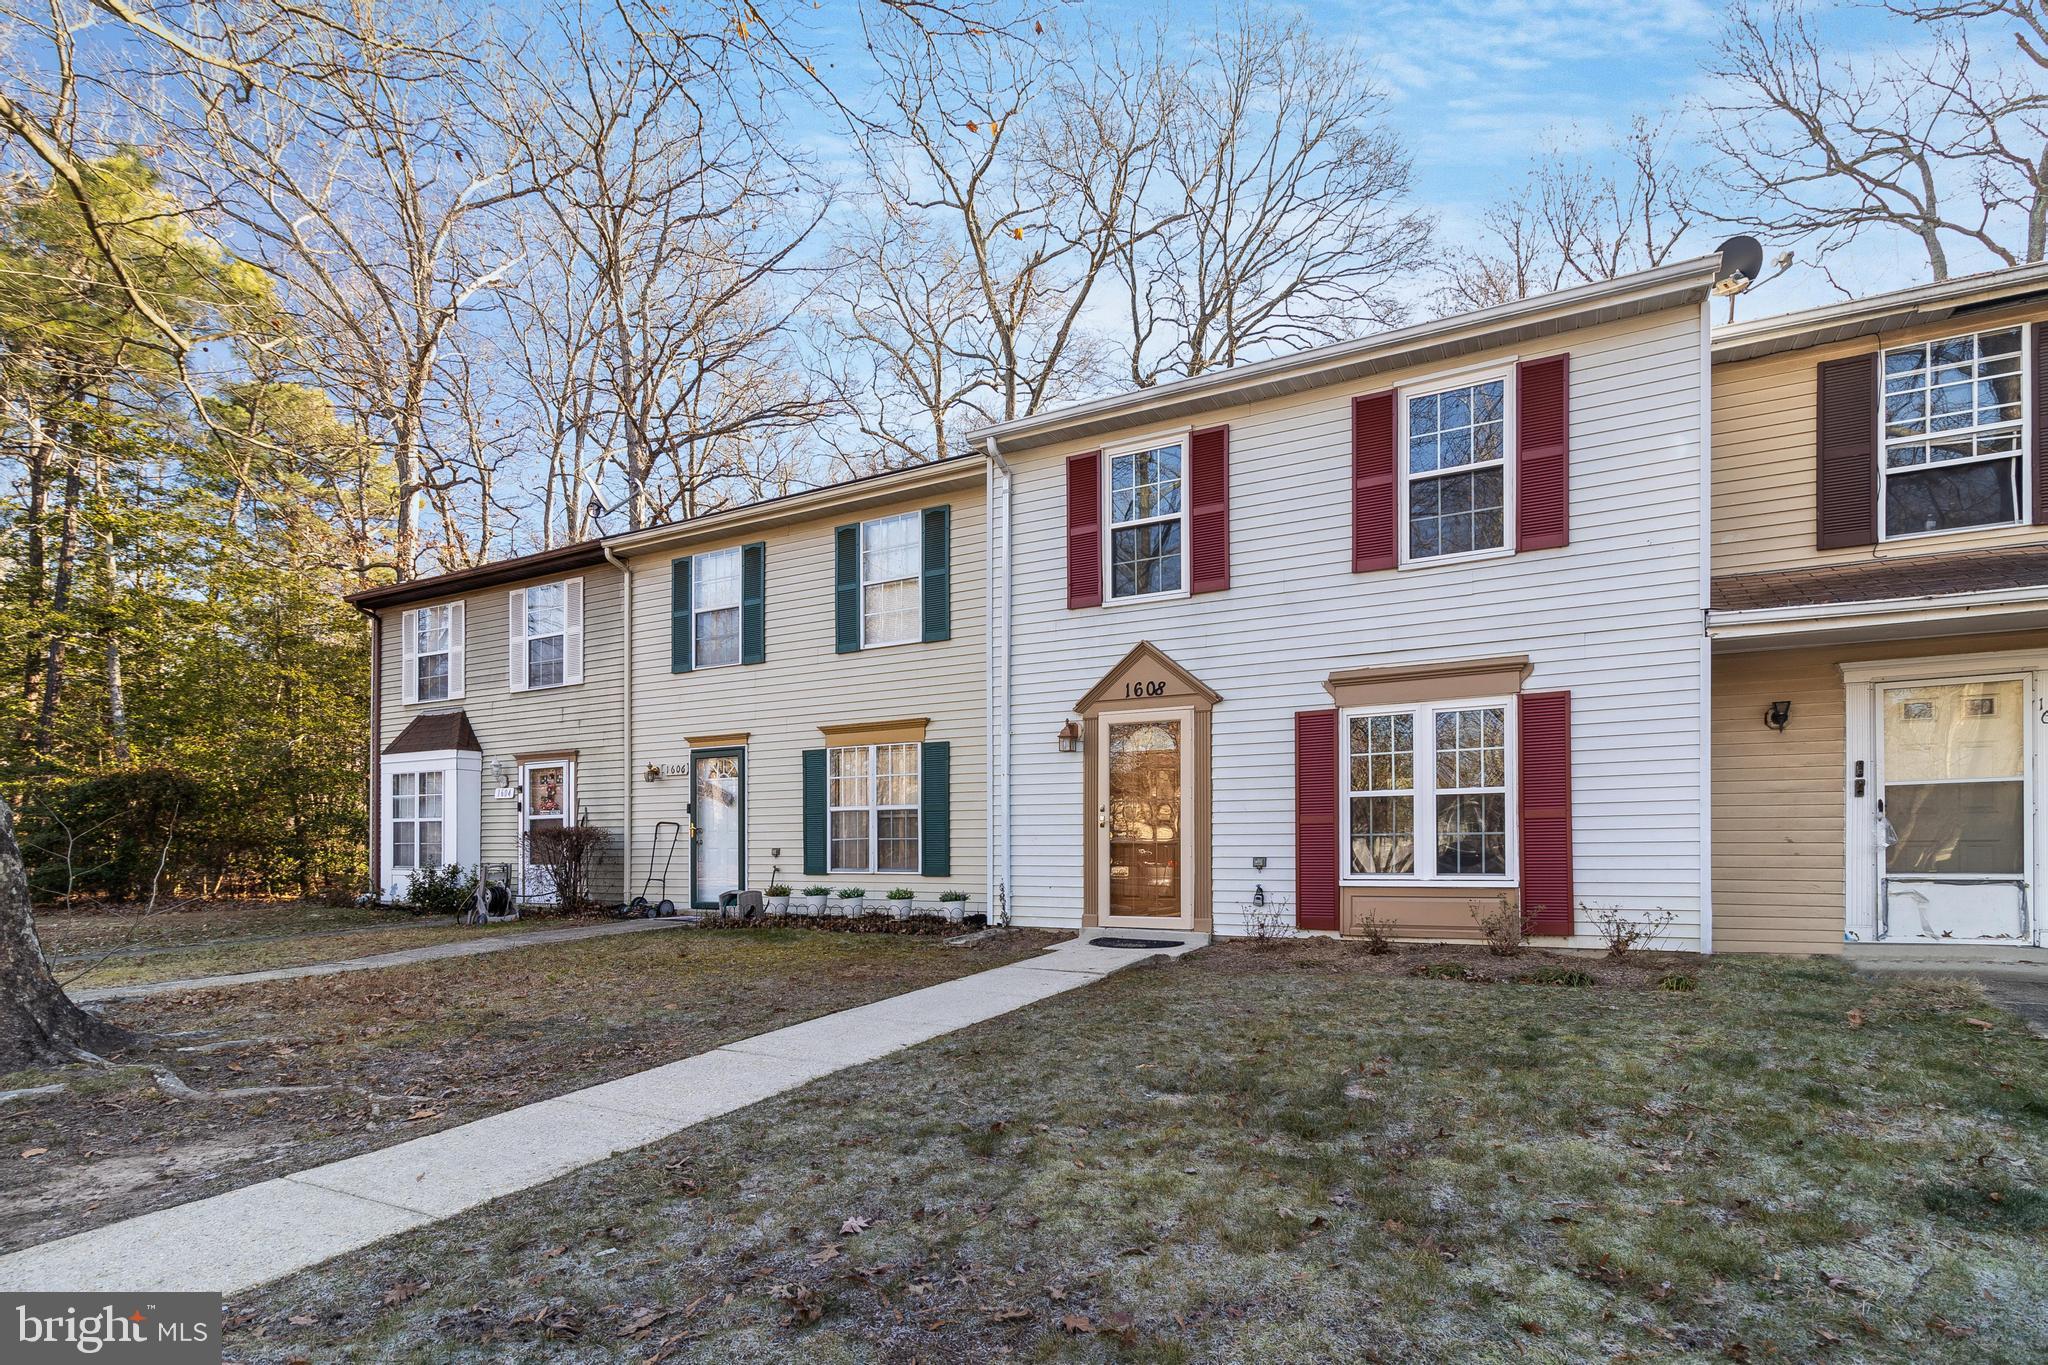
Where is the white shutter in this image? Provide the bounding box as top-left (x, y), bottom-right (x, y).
top-left (508, 587), bottom-right (528, 692)
top-left (399, 609), bottom-right (418, 705)
top-left (447, 600), bottom-right (466, 700)
top-left (564, 578), bottom-right (584, 685)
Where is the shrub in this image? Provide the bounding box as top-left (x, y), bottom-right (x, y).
top-left (1242, 894), bottom-right (1297, 947)
top-left (765, 884), bottom-right (792, 897)
top-left (887, 887), bottom-right (915, 900)
top-left (835, 887), bottom-right (866, 899)
top-left (19, 767), bottom-right (206, 903)
top-left (802, 886), bottom-right (830, 897)
top-left (1351, 909), bottom-right (1396, 955)
top-left (403, 863), bottom-right (478, 917)
top-left (1591, 905), bottom-right (1677, 959)
top-left (1656, 972), bottom-right (1699, 992)
top-left (1471, 894), bottom-right (1529, 957)
top-left (523, 822), bottom-right (613, 915)
top-left (1410, 962), bottom-right (1472, 981)
top-left (938, 889), bottom-right (969, 903)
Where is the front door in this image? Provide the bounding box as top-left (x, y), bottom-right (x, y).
top-left (1098, 707), bottom-right (1194, 929)
top-left (519, 760), bottom-right (573, 904)
top-left (691, 748), bottom-right (745, 909)
top-left (1872, 675), bottom-right (2032, 944)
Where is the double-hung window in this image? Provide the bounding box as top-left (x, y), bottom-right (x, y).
top-left (1108, 442), bottom-right (1184, 599)
top-left (523, 583), bottom-right (568, 689)
top-left (1881, 327), bottom-right (2027, 538)
top-left (827, 741), bottom-right (920, 873)
top-left (692, 547), bottom-right (743, 667)
top-left (1344, 700), bottom-right (1511, 881)
top-left (412, 604), bottom-right (455, 702)
top-left (1405, 377), bottom-right (1508, 562)
top-left (390, 771), bottom-right (445, 871)
top-left (861, 513), bottom-right (922, 646)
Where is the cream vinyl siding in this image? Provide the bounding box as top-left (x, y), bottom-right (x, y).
top-left (377, 566), bottom-right (627, 899)
top-left (1712, 628), bottom-right (2048, 955)
top-left (623, 491), bottom-right (988, 900)
top-left (1711, 303), bottom-right (2048, 576)
top-left (1005, 305), bottom-right (1712, 946)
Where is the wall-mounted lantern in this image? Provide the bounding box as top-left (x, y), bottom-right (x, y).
top-left (1057, 719), bottom-right (1083, 754)
top-left (1764, 700), bottom-right (1792, 732)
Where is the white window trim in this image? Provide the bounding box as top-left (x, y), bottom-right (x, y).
top-left (858, 512), bottom-right (924, 650)
top-left (1876, 325), bottom-right (2031, 545)
top-left (508, 578), bottom-right (583, 693)
top-left (401, 601), bottom-right (465, 706)
top-left (1339, 696), bottom-right (1518, 888)
top-left (1102, 428), bottom-right (1193, 606)
top-left (1396, 363), bottom-right (1517, 571)
top-left (826, 741), bottom-right (923, 876)
top-left (691, 548), bottom-right (745, 670)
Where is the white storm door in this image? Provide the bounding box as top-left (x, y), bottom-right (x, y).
top-left (520, 760), bottom-right (574, 904)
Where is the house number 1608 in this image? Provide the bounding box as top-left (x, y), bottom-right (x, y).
top-left (1123, 680), bottom-right (1167, 699)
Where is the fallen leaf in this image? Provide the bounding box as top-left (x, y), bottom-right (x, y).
top-left (807, 1245), bottom-right (841, 1266)
top-left (19, 1147), bottom-right (48, 1160)
top-left (839, 1215), bottom-right (871, 1236)
top-left (1846, 1009), bottom-right (1866, 1028)
top-left (1963, 1018), bottom-right (1996, 1030)
top-left (986, 1306), bottom-right (1029, 1323)
top-left (1060, 1313), bottom-right (1096, 1334)
top-left (287, 1315), bottom-right (315, 1326)
top-left (381, 1281), bottom-right (424, 1307)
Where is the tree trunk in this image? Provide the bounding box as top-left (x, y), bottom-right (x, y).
top-left (33, 462), bottom-right (82, 756)
top-left (0, 800), bottom-right (134, 1067)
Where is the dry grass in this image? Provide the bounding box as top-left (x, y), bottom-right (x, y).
top-left (34, 901), bottom-right (419, 958)
top-left (60, 920), bottom-right (537, 990)
top-left (224, 948), bottom-right (2048, 1363)
top-left (0, 927), bottom-right (1057, 1254)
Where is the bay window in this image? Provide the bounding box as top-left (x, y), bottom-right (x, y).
top-left (390, 770), bottom-right (445, 871)
top-left (828, 741), bottom-right (921, 873)
top-left (1881, 327), bottom-right (2027, 538)
top-left (1344, 700), bottom-right (1511, 881)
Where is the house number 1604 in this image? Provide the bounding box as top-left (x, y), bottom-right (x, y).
top-left (1123, 680), bottom-right (1168, 699)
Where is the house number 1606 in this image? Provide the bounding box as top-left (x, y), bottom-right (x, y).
top-left (1123, 680), bottom-right (1167, 699)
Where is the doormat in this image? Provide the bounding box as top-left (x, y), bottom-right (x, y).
top-left (1089, 937), bottom-right (1184, 949)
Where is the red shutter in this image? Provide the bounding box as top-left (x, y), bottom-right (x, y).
top-left (1351, 391), bottom-right (1398, 572)
top-left (1517, 690), bottom-right (1573, 937)
top-left (1516, 353), bottom-right (1570, 551)
top-left (1066, 450), bottom-right (1102, 609)
top-left (1294, 709), bottom-right (1339, 931)
top-left (1815, 353), bottom-right (1879, 549)
top-left (1188, 424), bottom-right (1230, 594)
top-left (2032, 322), bottom-right (2048, 525)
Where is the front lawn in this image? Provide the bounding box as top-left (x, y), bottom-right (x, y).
top-left (34, 900), bottom-right (419, 959)
top-left (59, 918), bottom-right (538, 991)
top-left (0, 927), bottom-right (1057, 1254)
top-left (229, 944), bottom-right (2047, 1363)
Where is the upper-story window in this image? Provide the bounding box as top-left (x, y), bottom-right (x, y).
top-left (411, 603), bottom-right (457, 703)
top-left (1405, 377), bottom-right (1508, 562)
top-left (861, 512), bottom-right (922, 646)
top-left (1881, 327), bottom-right (2026, 539)
top-left (1344, 700), bottom-right (1512, 882)
top-left (692, 547), bottom-right (743, 668)
top-left (523, 582), bottom-right (569, 689)
top-left (1109, 442), bottom-right (1184, 599)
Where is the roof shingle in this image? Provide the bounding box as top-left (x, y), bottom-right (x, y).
top-left (1711, 545), bottom-right (2048, 613)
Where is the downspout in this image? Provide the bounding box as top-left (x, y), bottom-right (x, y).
top-left (602, 540), bottom-right (634, 909)
top-left (1696, 295), bottom-right (1715, 956)
top-left (984, 437), bottom-right (1013, 926)
top-left (356, 603), bottom-right (382, 902)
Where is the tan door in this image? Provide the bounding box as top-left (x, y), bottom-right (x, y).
top-left (1098, 707), bottom-right (1194, 929)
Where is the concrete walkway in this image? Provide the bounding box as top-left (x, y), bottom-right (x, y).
top-left (75, 917), bottom-right (690, 1003)
top-left (0, 931), bottom-right (1205, 1294)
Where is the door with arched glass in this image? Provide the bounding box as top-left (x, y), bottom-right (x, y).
top-left (1097, 708), bottom-right (1195, 929)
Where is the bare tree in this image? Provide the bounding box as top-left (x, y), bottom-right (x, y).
top-left (1118, 3), bottom-right (1432, 385)
top-left (149, 0), bottom-right (532, 578)
top-left (1702, 0), bottom-right (2046, 282)
top-left (1440, 118), bottom-right (1704, 312)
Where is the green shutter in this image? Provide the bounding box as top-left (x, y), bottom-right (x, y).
top-left (741, 541), bottom-right (766, 665)
top-left (921, 505), bottom-right (951, 643)
top-left (834, 523), bottom-right (860, 654)
top-left (920, 740), bottom-right (951, 878)
top-left (669, 556), bottom-right (693, 673)
top-left (802, 748), bottom-right (828, 876)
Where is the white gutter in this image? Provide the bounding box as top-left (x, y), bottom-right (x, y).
top-left (1707, 582), bottom-right (2048, 639)
top-left (983, 436), bottom-right (1013, 926)
top-left (601, 541), bottom-right (634, 904)
top-left (1712, 261), bottom-right (2048, 358)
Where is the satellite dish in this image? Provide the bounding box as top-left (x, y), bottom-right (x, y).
top-left (1713, 235), bottom-right (1765, 297)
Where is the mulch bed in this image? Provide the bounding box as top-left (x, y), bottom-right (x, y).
top-left (1206, 934), bottom-right (1706, 988)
